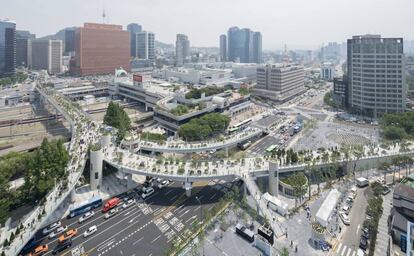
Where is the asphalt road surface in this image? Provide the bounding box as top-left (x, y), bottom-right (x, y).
top-left (22, 179), bottom-right (241, 256)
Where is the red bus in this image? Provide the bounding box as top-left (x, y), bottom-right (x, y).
top-left (102, 197), bottom-right (120, 213)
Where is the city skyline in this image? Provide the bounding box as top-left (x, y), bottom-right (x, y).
top-left (1, 0), bottom-right (414, 50)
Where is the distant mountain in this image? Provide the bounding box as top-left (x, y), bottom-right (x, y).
top-left (39, 27), bottom-right (76, 41)
top-left (155, 40), bottom-right (174, 49)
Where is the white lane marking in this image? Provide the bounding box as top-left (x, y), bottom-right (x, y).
top-left (151, 235), bottom-right (161, 243)
top-left (174, 205), bottom-right (184, 212)
top-left (346, 248), bottom-right (352, 256)
top-left (335, 243), bottom-right (342, 253)
top-left (97, 238), bottom-right (115, 252)
top-left (210, 193), bottom-right (217, 200)
top-left (351, 251), bottom-right (356, 256)
top-left (165, 190), bottom-right (173, 195)
top-left (341, 246), bottom-right (348, 256)
top-left (170, 194), bottom-right (179, 201)
top-left (179, 210), bottom-right (190, 218)
top-left (185, 215), bottom-right (197, 223)
top-left (132, 237), bottom-right (144, 245)
top-left (193, 206), bottom-right (200, 212)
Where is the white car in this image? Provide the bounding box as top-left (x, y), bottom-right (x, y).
top-left (104, 208), bottom-right (119, 219)
top-left (83, 225), bottom-right (97, 237)
top-left (156, 177), bottom-right (162, 183)
top-left (48, 225), bottom-right (67, 239)
top-left (122, 199), bottom-right (136, 209)
top-left (157, 180), bottom-right (170, 189)
top-left (42, 221), bottom-right (62, 235)
top-left (141, 187), bottom-right (154, 199)
top-left (78, 210), bottom-right (95, 223)
top-left (340, 212), bottom-right (350, 225)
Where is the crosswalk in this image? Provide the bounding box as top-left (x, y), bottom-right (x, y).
top-left (333, 243), bottom-right (358, 256)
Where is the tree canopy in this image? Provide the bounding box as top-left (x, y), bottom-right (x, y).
top-left (103, 101), bottom-right (131, 142)
top-left (380, 112), bottom-right (414, 140)
top-left (0, 138), bottom-right (69, 225)
top-left (185, 86), bottom-right (228, 99)
top-left (178, 113), bottom-right (230, 141)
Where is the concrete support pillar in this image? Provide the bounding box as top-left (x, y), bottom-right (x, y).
top-left (225, 147), bottom-right (229, 158)
top-left (183, 181), bottom-right (192, 197)
top-left (70, 189), bottom-right (76, 203)
top-left (126, 173), bottom-right (134, 190)
top-left (90, 148), bottom-right (103, 191)
top-left (101, 134), bottom-right (111, 147)
top-left (268, 161), bottom-right (279, 196)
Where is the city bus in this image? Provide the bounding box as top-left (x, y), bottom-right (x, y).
top-left (265, 145), bottom-right (278, 153)
top-left (228, 127), bottom-right (240, 134)
top-left (68, 196), bottom-right (103, 218)
top-left (238, 141), bottom-right (252, 150)
top-left (228, 118), bottom-right (252, 134)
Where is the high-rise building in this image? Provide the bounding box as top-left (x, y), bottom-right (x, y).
top-left (219, 34), bottom-right (227, 62)
top-left (253, 64), bottom-right (305, 102)
top-left (71, 23), bottom-right (130, 76)
top-left (15, 30), bottom-right (35, 68)
top-left (347, 35), bottom-right (406, 117)
top-left (0, 19), bottom-right (16, 75)
top-left (127, 23), bottom-right (142, 58)
top-left (227, 26), bottom-right (262, 63)
top-left (65, 28), bottom-right (76, 54)
top-left (175, 34), bottom-right (190, 66)
top-left (253, 32), bottom-right (262, 63)
top-left (320, 62), bottom-right (335, 81)
top-left (31, 39), bottom-right (62, 74)
top-left (136, 31), bottom-right (155, 64)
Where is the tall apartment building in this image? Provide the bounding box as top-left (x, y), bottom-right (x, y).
top-left (15, 30), bottom-right (35, 68)
top-left (136, 31), bottom-right (155, 64)
top-left (71, 23), bottom-right (130, 76)
top-left (253, 64), bottom-right (305, 102)
top-left (219, 34), bottom-right (227, 62)
top-left (227, 27), bottom-right (262, 64)
top-left (31, 39), bottom-right (62, 74)
top-left (0, 19), bottom-right (16, 75)
top-left (347, 35), bottom-right (406, 117)
top-left (64, 28), bottom-right (76, 54)
top-left (175, 34), bottom-right (190, 66)
top-left (320, 62), bottom-right (335, 81)
top-left (252, 32), bottom-right (263, 64)
top-left (127, 23), bottom-right (142, 58)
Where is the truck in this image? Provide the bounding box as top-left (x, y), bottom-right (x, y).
top-left (102, 197), bottom-right (120, 213)
top-left (235, 223), bottom-right (255, 243)
top-left (356, 177), bottom-right (369, 188)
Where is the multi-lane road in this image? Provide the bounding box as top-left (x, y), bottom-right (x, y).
top-left (22, 179), bottom-right (241, 256)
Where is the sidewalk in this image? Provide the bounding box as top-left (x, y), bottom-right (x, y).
top-left (374, 192), bottom-right (393, 256)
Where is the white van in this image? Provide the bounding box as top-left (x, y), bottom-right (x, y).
top-left (141, 187), bottom-right (154, 199)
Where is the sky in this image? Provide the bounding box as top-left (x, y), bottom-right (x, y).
top-left (1, 0), bottom-right (413, 50)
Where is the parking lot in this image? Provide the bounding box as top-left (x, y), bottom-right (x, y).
top-left (21, 179), bottom-right (242, 256)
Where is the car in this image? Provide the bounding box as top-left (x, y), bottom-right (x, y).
top-left (342, 205), bottom-right (350, 214)
top-left (156, 177), bottom-right (162, 183)
top-left (28, 245), bottom-right (48, 256)
top-left (141, 187), bottom-right (154, 199)
top-left (49, 225), bottom-right (68, 239)
top-left (83, 225), bottom-right (97, 237)
top-left (78, 210), bottom-right (95, 223)
top-left (42, 221), bottom-right (61, 235)
top-left (359, 236), bottom-right (368, 250)
top-left (366, 214), bottom-right (373, 221)
top-left (340, 212), bottom-right (350, 225)
top-left (52, 239), bottom-right (72, 255)
top-left (361, 228), bottom-right (370, 240)
top-left (58, 229), bottom-right (78, 243)
top-left (104, 208), bottom-right (119, 219)
top-left (382, 186), bottom-right (391, 195)
top-left (157, 180), bottom-right (170, 189)
top-left (320, 241), bottom-right (331, 251)
top-left (123, 198), bottom-right (136, 209)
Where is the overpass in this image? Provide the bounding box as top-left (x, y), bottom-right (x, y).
top-left (5, 83), bottom-right (414, 255)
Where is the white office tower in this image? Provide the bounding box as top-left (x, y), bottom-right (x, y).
top-left (347, 35), bottom-right (406, 117)
top-left (175, 34), bottom-right (190, 66)
top-left (136, 31), bottom-right (155, 64)
top-left (320, 62), bottom-right (335, 81)
top-left (253, 64), bottom-right (305, 103)
top-left (31, 39), bottom-right (62, 74)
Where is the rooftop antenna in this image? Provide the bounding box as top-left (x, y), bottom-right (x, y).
top-left (102, 0), bottom-right (106, 24)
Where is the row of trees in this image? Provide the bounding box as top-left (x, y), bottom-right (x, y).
top-left (365, 182), bottom-right (384, 256)
top-left (185, 85), bottom-right (229, 99)
top-left (381, 111), bottom-right (414, 141)
top-left (103, 101), bottom-right (131, 142)
top-left (178, 113), bottom-right (230, 141)
top-left (0, 138), bottom-right (69, 225)
top-left (0, 72), bottom-right (28, 86)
